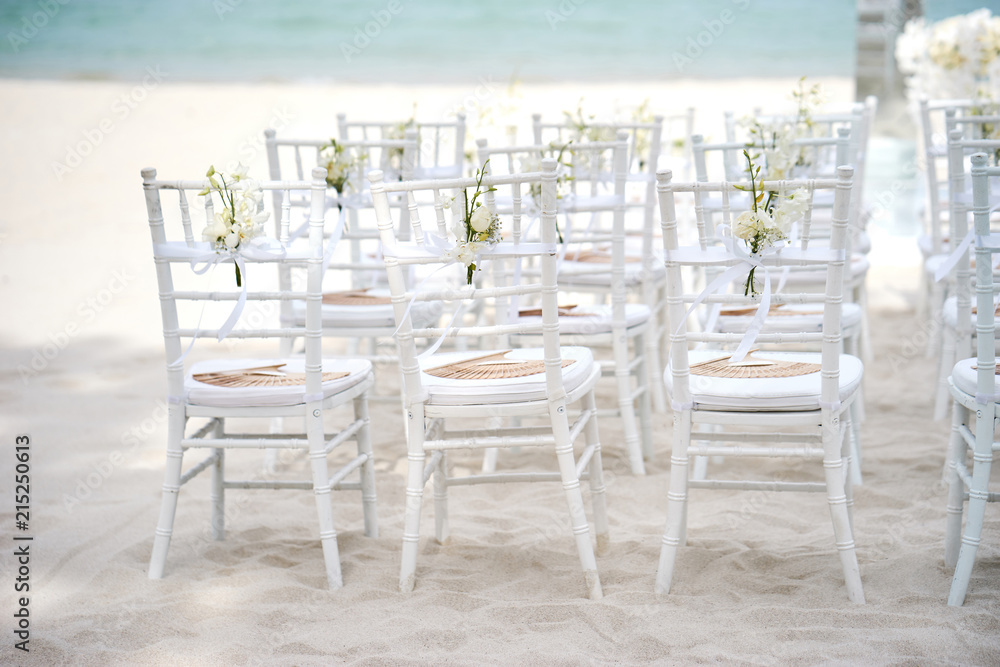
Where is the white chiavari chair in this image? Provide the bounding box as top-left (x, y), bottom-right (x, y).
top-left (142, 166), bottom-right (377, 589)
top-left (532, 115), bottom-right (671, 412)
top-left (654, 165), bottom-right (865, 603)
top-left (475, 134), bottom-right (653, 475)
top-left (944, 152), bottom-right (1000, 606)
top-left (371, 159), bottom-right (608, 599)
top-left (930, 125), bottom-right (1000, 420)
top-left (263, 129), bottom-right (444, 370)
top-left (918, 98), bottom-right (1000, 353)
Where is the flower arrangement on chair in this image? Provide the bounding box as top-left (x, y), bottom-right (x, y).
top-left (740, 77), bottom-right (825, 181)
top-left (199, 164), bottom-right (270, 287)
top-left (319, 139), bottom-right (365, 198)
top-left (446, 160), bottom-right (500, 284)
top-left (896, 8), bottom-right (1000, 101)
top-left (734, 150), bottom-right (810, 296)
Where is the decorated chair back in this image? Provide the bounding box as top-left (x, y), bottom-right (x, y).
top-left (338, 113), bottom-right (466, 180)
top-left (657, 165), bottom-right (854, 406)
top-left (142, 166), bottom-right (329, 403)
top-left (369, 160), bottom-right (570, 411)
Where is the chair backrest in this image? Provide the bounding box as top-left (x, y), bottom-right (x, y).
top-left (969, 153), bottom-right (1000, 404)
top-left (338, 113), bottom-right (466, 179)
top-left (942, 127), bottom-right (1000, 360)
top-left (264, 129), bottom-right (420, 293)
top-left (918, 97), bottom-right (1000, 252)
top-left (657, 165), bottom-right (855, 405)
top-left (474, 134), bottom-right (630, 344)
top-left (369, 160), bottom-right (569, 409)
top-left (142, 166), bottom-right (329, 401)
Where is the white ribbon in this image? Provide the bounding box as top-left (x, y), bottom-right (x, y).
top-left (667, 230), bottom-right (781, 364)
top-left (380, 234), bottom-right (558, 358)
top-left (156, 239), bottom-right (288, 365)
top-left (934, 228), bottom-right (975, 283)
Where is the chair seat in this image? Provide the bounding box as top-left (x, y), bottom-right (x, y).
top-left (664, 349), bottom-right (864, 412)
top-left (517, 303), bottom-right (650, 334)
top-left (558, 256), bottom-right (666, 287)
top-left (951, 356), bottom-right (1000, 398)
top-left (186, 357), bottom-right (372, 408)
top-left (714, 302), bottom-right (863, 334)
top-left (290, 289), bottom-right (442, 329)
top-left (942, 295), bottom-right (1000, 328)
top-left (418, 347), bottom-right (595, 406)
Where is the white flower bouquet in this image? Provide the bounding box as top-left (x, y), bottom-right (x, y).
top-left (734, 150), bottom-right (809, 296)
top-left (446, 160), bottom-right (500, 285)
top-left (199, 164), bottom-right (270, 287)
top-left (319, 139), bottom-right (364, 198)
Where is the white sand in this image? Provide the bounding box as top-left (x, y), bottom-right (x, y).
top-left (1, 76), bottom-right (998, 665)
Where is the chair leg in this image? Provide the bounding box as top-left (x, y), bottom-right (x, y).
top-left (433, 450), bottom-right (449, 544)
top-left (656, 409), bottom-right (691, 594)
top-left (947, 402), bottom-right (994, 606)
top-left (848, 402), bottom-right (863, 487)
top-left (211, 446), bottom-right (225, 541)
top-left (856, 282), bottom-right (873, 363)
top-left (822, 410), bottom-right (865, 603)
top-left (841, 414), bottom-right (856, 534)
top-left (148, 404), bottom-right (187, 579)
top-left (307, 405), bottom-right (342, 590)
top-left (934, 326), bottom-right (956, 421)
top-left (399, 404), bottom-right (427, 593)
top-left (944, 398), bottom-right (967, 568)
top-left (353, 394), bottom-right (379, 539)
top-left (926, 280), bottom-right (945, 358)
top-left (617, 333), bottom-right (645, 476)
top-left (636, 332), bottom-right (654, 463)
top-left (584, 390), bottom-right (610, 555)
top-left (551, 397), bottom-right (603, 600)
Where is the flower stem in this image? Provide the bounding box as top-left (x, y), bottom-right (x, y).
top-left (235, 262), bottom-right (242, 287)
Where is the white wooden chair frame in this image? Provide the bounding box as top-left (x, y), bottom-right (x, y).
top-left (530, 116), bottom-right (671, 413)
top-left (143, 166), bottom-right (377, 589)
top-left (931, 124), bottom-right (1000, 420)
top-left (474, 133), bottom-right (653, 474)
top-left (944, 152), bottom-right (1000, 605)
top-left (371, 159), bottom-right (608, 599)
top-left (654, 166), bottom-right (865, 603)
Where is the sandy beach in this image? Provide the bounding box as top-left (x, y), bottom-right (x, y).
top-left (1, 76), bottom-right (998, 665)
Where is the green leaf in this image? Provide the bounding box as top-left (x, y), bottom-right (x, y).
top-left (206, 165), bottom-right (216, 177)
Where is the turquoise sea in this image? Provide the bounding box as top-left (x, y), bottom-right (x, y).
top-left (0, 0), bottom-right (855, 83)
top-left (0, 1), bottom-right (997, 84)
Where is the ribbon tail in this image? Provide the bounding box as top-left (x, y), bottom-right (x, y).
top-left (218, 256), bottom-right (248, 341)
top-left (935, 228), bottom-right (974, 283)
top-left (729, 266), bottom-right (770, 363)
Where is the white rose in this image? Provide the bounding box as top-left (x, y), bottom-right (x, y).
top-left (470, 205), bottom-right (492, 233)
